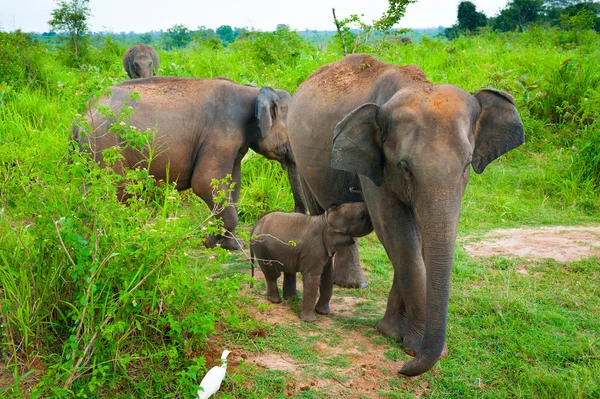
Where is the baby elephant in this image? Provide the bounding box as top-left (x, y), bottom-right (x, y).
top-left (123, 44), bottom-right (159, 79)
top-left (250, 202), bottom-right (373, 322)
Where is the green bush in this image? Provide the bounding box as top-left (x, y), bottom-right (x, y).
top-left (0, 31), bottom-right (53, 88)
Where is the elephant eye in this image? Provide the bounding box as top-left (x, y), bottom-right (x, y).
top-left (398, 160), bottom-right (413, 179)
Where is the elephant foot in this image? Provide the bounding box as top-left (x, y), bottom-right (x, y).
top-left (315, 302), bottom-right (330, 315)
top-left (217, 236), bottom-right (244, 250)
top-left (332, 245), bottom-right (367, 288)
top-left (267, 294), bottom-right (282, 304)
top-left (402, 336), bottom-right (447, 359)
top-left (300, 310), bottom-right (316, 322)
top-left (376, 318), bottom-right (405, 342)
top-left (333, 271), bottom-right (367, 289)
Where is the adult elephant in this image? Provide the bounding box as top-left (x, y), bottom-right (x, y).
top-left (123, 44), bottom-right (160, 79)
top-left (74, 76), bottom-right (304, 249)
top-left (287, 54), bottom-right (524, 376)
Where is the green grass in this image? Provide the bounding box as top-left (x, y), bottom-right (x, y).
top-left (1, 26), bottom-right (600, 398)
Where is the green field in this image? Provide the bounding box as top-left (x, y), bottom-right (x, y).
top-left (1, 26), bottom-right (599, 398)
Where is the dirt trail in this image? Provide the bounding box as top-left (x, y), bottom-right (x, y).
top-left (463, 225), bottom-right (600, 262)
top-left (243, 286), bottom-right (423, 398)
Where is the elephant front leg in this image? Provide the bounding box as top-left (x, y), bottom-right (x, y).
top-left (333, 242), bottom-right (367, 288)
top-left (361, 184), bottom-right (428, 358)
top-left (282, 272), bottom-right (298, 299)
top-left (261, 262), bottom-right (282, 304)
top-left (300, 273), bottom-right (321, 322)
top-left (192, 159), bottom-right (244, 250)
top-left (315, 259), bottom-right (333, 315)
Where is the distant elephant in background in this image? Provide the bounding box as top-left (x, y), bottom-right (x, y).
top-left (123, 44), bottom-right (159, 79)
top-left (287, 54), bottom-right (524, 376)
top-left (389, 37), bottom-right (413, 45)
top-left (73, 77), bottom-right (305, 249)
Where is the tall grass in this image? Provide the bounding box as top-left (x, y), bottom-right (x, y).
top-left (1, 26), bottom-right (599, 397)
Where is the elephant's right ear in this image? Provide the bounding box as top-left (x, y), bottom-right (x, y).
top-left (150, 50), bottom-right (159, 74)
top-left (255, 87), bottom-right (281, 138)
top-left (331, 103), bottom-right (384, 187)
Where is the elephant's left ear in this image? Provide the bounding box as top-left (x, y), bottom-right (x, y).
top-left (331, 103), bottom-right (384, 186)
top-left (472, 89), bottom-right (525, 174)
top-left (256, 87), bottom-right (281, 138)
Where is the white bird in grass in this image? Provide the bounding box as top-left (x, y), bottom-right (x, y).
top-left (196, 349), bottom-right (230, 399)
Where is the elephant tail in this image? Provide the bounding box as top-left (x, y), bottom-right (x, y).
top-left (250, 246), bottom-right (255, 279)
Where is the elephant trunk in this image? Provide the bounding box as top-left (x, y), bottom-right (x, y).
top-left (400, 195), bottom-right (460, 376)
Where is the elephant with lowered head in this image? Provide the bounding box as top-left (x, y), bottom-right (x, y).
top-left (287, 54), bottom-right (524, 376)
top-left (73, 77), bottom-right (305, 249)
top-left (123, 44), bottom-right (159, 79)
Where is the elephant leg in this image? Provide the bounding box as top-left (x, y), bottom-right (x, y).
top-left (362, 184), bottom-right (428, 358)
top-left (333, 241), bottom-right (367, 288)
top-left (300, 273), bottom-right (320, 322)
top-left (261, 262), bottom-right (282, 304)
top-left (282, 272), bottom-right (298, 299)
top-left (315, 259), bottom-right (333, 315)
top-left (191, 158), bottom-right (243, 250)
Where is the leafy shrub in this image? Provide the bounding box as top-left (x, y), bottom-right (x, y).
top-left (0, 31), bottom-right (53, 88)
top-left (0, 72), bottom-right (248, 397)
top-left (231, 26), bottom-right (312, 69)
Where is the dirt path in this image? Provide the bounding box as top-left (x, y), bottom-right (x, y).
top-left (463, 225), bottom-right (600, 262)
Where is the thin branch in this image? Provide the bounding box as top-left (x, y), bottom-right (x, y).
top-left (332, 8), bottom-right (347, 56)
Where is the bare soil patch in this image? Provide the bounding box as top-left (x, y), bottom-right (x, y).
top-left (464, 225), bottom-right (600, 262)
top-left (242, 288), bottom-right (425, 398)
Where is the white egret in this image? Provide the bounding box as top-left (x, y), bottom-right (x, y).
top-left (196, 349), bottom-right (230, 399)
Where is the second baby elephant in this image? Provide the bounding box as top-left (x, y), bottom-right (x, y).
top-left (250, 202), bottom-right (373, 322)
top-left (123, 44), bottom-right (159, 79)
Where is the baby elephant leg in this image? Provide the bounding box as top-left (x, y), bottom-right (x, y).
top-left (260, 262), bottom-right (282, 303)
top-left (282, 272), bottom-right (298, 299)
top-left (315, 259), bottom-right (333, 315)
top-left (300, 273), bottom-right (321, 322)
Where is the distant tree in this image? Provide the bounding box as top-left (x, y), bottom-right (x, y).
top-left (48, 0), bottom-right (90, 58)
top-left (547, 2), bottom-right (600, 31)
top-left (276, 24), bottom-right (290, 31)
top-left (234, 27), bottom-right (249, 40)
top-left (139, 32), bottom-right (153, 44)
top-left (560, 8), bottom-right (597, 29)
top-left (332, 0), bottom-right (417, 55)
top-left (493, 0), bottom-right (544, 31)
top-left (216, 25), bottom-right (235, 44)
top-left (163, 24), bottom-right (191, 49)
top-left (544, 0), bottom-right (596, 7)
top-left (457, 1), bottom-right (488, 31)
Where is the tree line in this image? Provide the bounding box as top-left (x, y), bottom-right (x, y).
top-left (445, 0), bottom-right (600, 38)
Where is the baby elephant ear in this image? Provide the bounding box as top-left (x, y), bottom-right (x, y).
top-left (255, 87), bottom-right (281, 138)
top-left (331, 103), bottom-right (384, 186)
top-left (472, 89), bottom-right (525, 174)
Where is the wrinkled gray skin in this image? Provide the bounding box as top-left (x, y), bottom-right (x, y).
top-left (123, 44), bottom-right (159, 79)
top-left (250, 202), bottom-right (372, 322)
top-left (287, 54), bottom-right (524, 376)
top-left (73, 77), bottom-right (305, 249)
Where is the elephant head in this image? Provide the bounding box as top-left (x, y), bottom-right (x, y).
top-left (254, 87), bottom-right (307, 213)
top-left (123, 44), bottom-right (159, 79)
top-left (323, 202), bottom-right (373, 256)
top-left (331, 86), bottom-right (524, 375)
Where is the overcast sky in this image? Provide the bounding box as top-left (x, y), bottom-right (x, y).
top-left (2, 0), bottom-right (511, 33)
